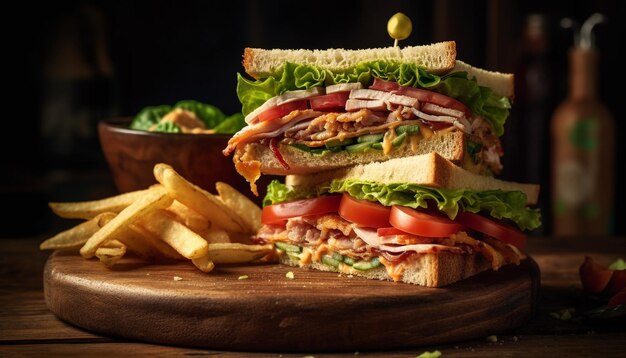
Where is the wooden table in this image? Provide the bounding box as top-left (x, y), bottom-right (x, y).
top-left (2, 236), bottom-right (625, 357)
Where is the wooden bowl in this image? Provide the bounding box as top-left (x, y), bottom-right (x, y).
top-left (98, 118), bottom-right (274, 206)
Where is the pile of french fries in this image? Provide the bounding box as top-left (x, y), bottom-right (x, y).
top-left (40, 163), bottom-right (274, 272)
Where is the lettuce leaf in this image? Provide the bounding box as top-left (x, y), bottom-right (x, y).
top-left (174, 100), bottom-right (225, 129)
top-left (237, 61), bottom-right (510, 136)
top-left (130, 105), bottom-right (172, 130)
top-left (263, 180), bottom-right (318, 206)
top-left (263, 179), bottom-right (541, 231)
top-left (213, 113), bottom-right (246, 134)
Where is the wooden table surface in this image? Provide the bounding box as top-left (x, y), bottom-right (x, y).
top-left (2, 236), bottom-right (625, 357)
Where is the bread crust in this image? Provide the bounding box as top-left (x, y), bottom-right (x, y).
top-left (238, 130), bottom-right (465, 175)
top-left (243, 42), bottom-right (457, 78)
top-left (285, 152), bottom-right (540, 205)
top-left (278, 250), bottom-right (491, 287)
top-left (242, 42), bottom-right (514, 99)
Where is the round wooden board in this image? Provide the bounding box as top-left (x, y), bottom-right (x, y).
top-left (44, 251), bottom-right (539, 352)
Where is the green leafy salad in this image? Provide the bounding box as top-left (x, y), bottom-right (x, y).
top-left (130, 100), bottom-right (246, 134)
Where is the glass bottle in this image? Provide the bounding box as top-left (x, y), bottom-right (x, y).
top-left (551, 14), bottom-right (614, 236)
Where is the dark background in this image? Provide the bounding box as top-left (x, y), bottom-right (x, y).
top-left (3, 0), bottom-right (624, 237)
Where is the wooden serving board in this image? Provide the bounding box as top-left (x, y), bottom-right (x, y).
top-left (44, 251), bottom-right (539, 352)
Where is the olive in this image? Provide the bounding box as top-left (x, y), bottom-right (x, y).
top-left (387, 12), bottom-right (412, 41)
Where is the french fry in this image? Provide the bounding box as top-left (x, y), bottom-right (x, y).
top-left (40, 212), bottom-right (117, 250)
top-left (199, 228), bottom-right (231, 244)
top-left (191, 254), bottom-right (215, 273)
top-left (206, 243), bottom-right (273, 264)
top-left (166, 200), bottom-right (210, 233)
top-left (80, 186), bottom-right (173, 258)
top-left (129, 223), bottom-right (184, 261)
top-left (136, 210), bottom-right (209, 259)
top-left (49, 189), bottom-right (151, 220)
top-left (97, 213), bottom-right (164, 260)
top-left (95, 240), bottom-right (127, 267)
top-left (216, 182), bottom-right (262, 234)
top-left (153, 163), bottom-right (246, 233)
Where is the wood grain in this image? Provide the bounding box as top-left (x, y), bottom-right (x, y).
top-left (43, 251), bottom-right (538, 351)
top-left (3, 332), bottom-right (626, 357)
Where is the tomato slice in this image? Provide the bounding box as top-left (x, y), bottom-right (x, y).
top-left (338, 194), bottom-right (391, 228)
top-left (455, 211), bottom-right (527, 250)
top-left (369, 78), bottom-right (401, 92)
top-left (389, 206), bottom-right (464, 238)
top-left (257, 99), bottom-right (308, 122)
top-left (309, 92), bottom-right (349, 111)
top-left (579, 256), bottom-right (614, 294)
top-left (608, 270), bottom-right (626, 296)
top-left (396, 87), bottom-right (471, 116)
top-left (377, 227), bottom-right (408, 236)
top-left (261, 195), bottom-right (341, 225)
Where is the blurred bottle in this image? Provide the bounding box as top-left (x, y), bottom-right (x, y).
top-left (506, 14), bottom-right (555, 235)
top-left (551, 14), bottom-right (614, 236)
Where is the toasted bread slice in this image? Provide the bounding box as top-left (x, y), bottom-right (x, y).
top-left (286, 152), bottom-right (540, 205)
top-left (243, 41), bottom-right (457, 79)
top-left (279, 249), bottom-right (491, 287)
top-left (236, 130), bottom-right (466, 176)
top-left (454, 60), bottom-right (515, 99)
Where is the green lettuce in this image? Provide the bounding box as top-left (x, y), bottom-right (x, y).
top-left (263, 180), bottom-right (318, 206)
top-left (213, 113), bottom-right (246, 134)
top-left (263, 179), bottom-right (541, 231)
top-left (174, 100), bottom-right (226, 129)
top-left (237, 61), bottom-right (510, 136)
top-left (130, 100), bottom-right (246, 134)
top-left (130, 105), bottom-right (172, 130)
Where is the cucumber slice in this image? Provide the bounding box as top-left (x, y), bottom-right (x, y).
top-left (352, 257), bottom-right (381, 271)
top-left (392, 132), bottom-right (407, 147)
top-left (357, 133), bottom-right (384, 143)
top-left (343, 257), bottom-right (356, 266)
top-left (395, 125), bottom-right (420, 135)
top-left (275, 242), bottom-right (301, 253)
top-left (345, 142), bottom-right (373, 153)
top-left (325, 138), bottom-right (355, 149)
top-left (371, 142), bottom-right (383, 150)
top-left (332, 252), bottom-right (344, 262)
top-left (322, 254), bottom-right (341, 268)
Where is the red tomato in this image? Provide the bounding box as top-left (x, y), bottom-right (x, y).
top-left (369, 78), bottom-right (401, 92)
top-left (608, 270), bottom-right (626, 295)
top-left (309, 92), bottom-right (349, 111)
top-left (396, 87), bottom-right (471, 116)
top-left (608, 288), bottom-right (626, 307)
top-left (257, 99), bottom-right (308, 122)
top-left (261, 195), bottom-right (341, 225)
top-left (454, 211), bottom-right (527, 250)
top-left (377, 227), bottom-right (408, 236)
top-left (389, 206), bottom-right (464, 238)
top-left (369, 78), bottom-right (471, 116)
top-left (338, 194), bottom-right (391, 228)
top-left (579, 256), bottom-right (614, 294)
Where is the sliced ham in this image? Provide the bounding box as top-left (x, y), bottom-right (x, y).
top-left (349, 89), bottom-right (418, 107)
top-left (244, 87), bottom-right (325, 124)
top-left (407, 107), bottom-right (472, 134)
top-left (326, 82), bottom-right (363, 93)
top-left (224, 109), bottom-right (323, 155)
top-left (352, 226), bottom-right (463, 254)
top-left (345, 99), bottom-right (388, 111)
top-left (421, 103), bottom-right (465, 119)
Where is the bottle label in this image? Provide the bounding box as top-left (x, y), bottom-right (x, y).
top-left (568, 117), bottom-right (597, 150)
top-left (556, 159), bottom-right (593, 207)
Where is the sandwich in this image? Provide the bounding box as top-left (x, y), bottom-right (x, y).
top-left (255, 153), bottom-right (541, 287)
top-left (223, 41), bottom-right (513, 195)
